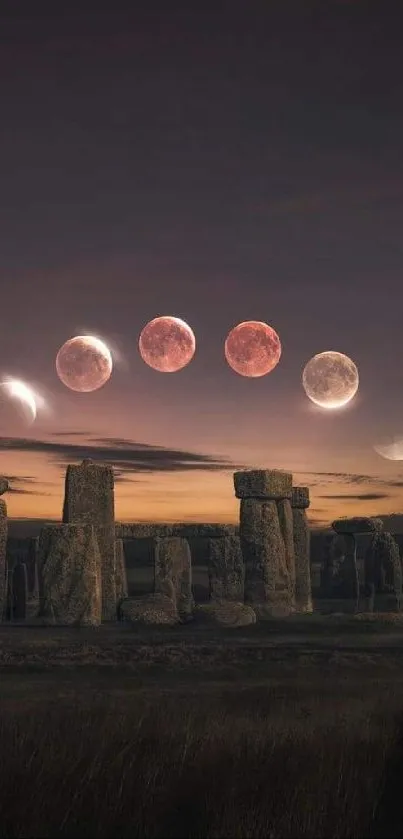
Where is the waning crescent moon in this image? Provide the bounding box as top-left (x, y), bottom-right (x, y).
top-left (374, 438), bottom-right (403, 461)
top-left (0, 379), bottom-right (37, 424)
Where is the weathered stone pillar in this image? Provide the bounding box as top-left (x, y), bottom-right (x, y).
top-left (115, 539), bottom-right (128, 604)
top-left (277, 498), bottom-right (296, 592)
top-left (0, 478), bottom-right (8, 621)
top-left (206, 527), bottom-right (244, 602)
top-left (37, 523), bottom-right (102, 625)
top-left (63, 459), bottom-right (116, 621)
top-left (365, 529), bottom-right (402, 612)
top-left (154, 536), bottom-right (193, 619)
top-left (291, 487), bottom-right (313, 613)
top-left (234, 469), bottom-right (295, 616)
top-left (13, 561), bottom-right (28, 620)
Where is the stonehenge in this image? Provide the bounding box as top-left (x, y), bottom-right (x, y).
top-left (3, 461), bottom-right (403, 625)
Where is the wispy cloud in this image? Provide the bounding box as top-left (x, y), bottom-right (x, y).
top-left (317, 493), bottom-right (390, 501)
top-left (4, 475), bottom-right (53, 496)
top-left (0, 436), bottom-right (240, 477)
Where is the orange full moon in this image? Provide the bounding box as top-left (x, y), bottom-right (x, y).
top-left (56, 335), bottom-right (113, 392)
top-left (138, 316), bottom-right (196, 372)
top-left (224, 320), bottom-right (282, 377)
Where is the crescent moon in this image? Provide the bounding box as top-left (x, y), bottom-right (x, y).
top-left (0, 379), bottom-right (37, 424)
top-left (374, 438), bottom-right (403, 461)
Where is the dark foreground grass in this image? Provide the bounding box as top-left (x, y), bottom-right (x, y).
top-left (1, 674), bottom-right (403, 838)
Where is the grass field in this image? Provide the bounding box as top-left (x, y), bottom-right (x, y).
top-left (1, 616), bottom-right (403, 837)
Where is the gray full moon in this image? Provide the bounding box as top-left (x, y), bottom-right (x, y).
top-left (302, 350), bottom-right (359, 409)
top-left (56, 335), bottom-right (113, 392)
top-left (224, 320), bottom-right (282, 377)
top-left (139, 316), bottom-right (196, 372)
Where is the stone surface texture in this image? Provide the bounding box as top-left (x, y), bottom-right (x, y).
top-left (0, 499), bottom-right (7, 621)
top-left (195, 601), bottom-right (256, 627)
top-left (0, 477), bottom-right (8, 496)
top-left (291, 486), bottom-right (310, 509)
top-left (154, 537), bottom-right (192, 619)
top-left (365, 530), bottom-right (402, 612)
top-left (239, 497), bottom-right (294, 614)
top-left (234, 469), bottom-right (292, 500)
top-left (277, 498), bottom-right (296, 589)
top-left (13, 562), bottom-right (28, 620)
top-left (115, 538), bottom-right (128, 604)
top-left (37, 524), bottom-right (102, 626)
top-left (120, 593), bottom-right (179, 625)
top-left (63, 460), bottom-right (116, 620)
top-left (332, 517), bottom-right (384, 535)
top-left (291, 488), bottom-right (313, 613)
top-left (206, 529), bottom-right (244, 601)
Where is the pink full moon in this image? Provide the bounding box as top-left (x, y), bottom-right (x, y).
top-left (224, 320), bottom-right (282, 377)
top-left (138, 316), bottom-right (196, 372)
top-left (56, 335), bottom-right (113, 392)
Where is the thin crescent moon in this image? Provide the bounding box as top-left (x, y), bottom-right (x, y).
top-left (374, 439), bottom-right (403, 461)
top-left (0, 379), bottom-right (37, 423)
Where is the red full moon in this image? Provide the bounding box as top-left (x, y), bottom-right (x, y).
top-left (56, 335), bottom-right (113, 392)
top-left (224, 320), bottom-right (282, 377)
top-left (139, 316), bottom-right (196, 373)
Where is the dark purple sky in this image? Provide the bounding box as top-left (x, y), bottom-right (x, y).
top-left (1, 1), bottom-right (403, 527)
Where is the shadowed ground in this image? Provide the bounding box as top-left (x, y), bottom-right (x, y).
top-left (1, 615), bottom-right (403, 837)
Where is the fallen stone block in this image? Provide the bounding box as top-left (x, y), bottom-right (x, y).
top-left (195, 601), bottom-right (256, 627)
top-left (120, 593), bottom-right (179, 625)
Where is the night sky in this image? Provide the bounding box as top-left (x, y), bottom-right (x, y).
top-left (1, 2), bottom-right (403, 529)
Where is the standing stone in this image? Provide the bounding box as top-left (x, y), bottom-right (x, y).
top-left (115, 538), bottom-right (128, 606)
top-left (26, 537), bottom-right (39, 596)
top-left (63, 459), bottom-right (116, 621)
top-left (343, 533), bottom-right (359, 610)
top-left (13, 561), bottom-right (27, 620)
top-left (4, 566), bottom-right (12, 622)
top-left (235, 470), bottom-right (295, 616)
top-left (37, 524), bottom-right (102, 625)
top-left (206, 529), bottom-right (244, 601)
top-left (365, 530), bottom-right (402, 612)
top-left (291, 486), bottom-right (313, 613)
top-left (154, 537), bottom-right (193, 619)
top-left (0, 499), bottom-right (7, 621)
top-left (277, 499), bottom-right (296, 590)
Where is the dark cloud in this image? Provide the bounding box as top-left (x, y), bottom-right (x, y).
top-left (0, 436), bottom-right (239, 475)
top-left (300, 472), bottom-right (403, 490)
top-left (317, 493), bottom-right (390, 501)
top-left (4, 474), bottom-right (53, 496)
